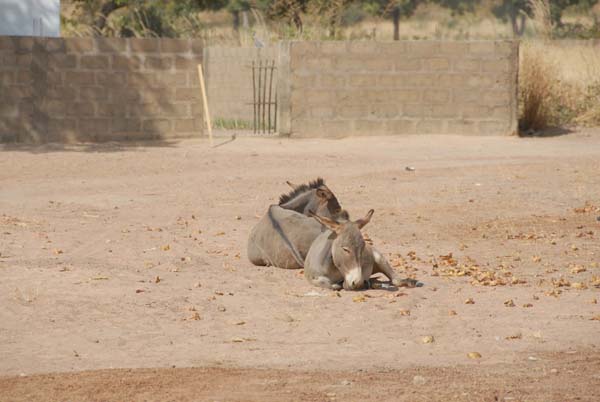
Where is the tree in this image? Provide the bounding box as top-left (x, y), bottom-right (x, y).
top-left (364, 0), bottom-right (477, 41)
top-left (71, 0), bottom-right (228, 36)
top-left (493, 0), bottom-right (598, 37)
top-left (266, 0), bottom-right (308, 32)
top-left (492, 0), bottom-right (531, 37)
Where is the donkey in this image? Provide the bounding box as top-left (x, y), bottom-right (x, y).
top-left (304, 209), bottom-right (417, 290)
top-left (247, 178), bottom-right (348, 270)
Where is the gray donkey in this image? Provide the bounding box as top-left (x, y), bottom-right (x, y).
top-left (247, 178), bottom-right (348, 269)
top-left (304, 209), bottom-right (417, 290)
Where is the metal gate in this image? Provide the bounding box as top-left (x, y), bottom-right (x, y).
top-left (251, 59), bottom-right (277, 134)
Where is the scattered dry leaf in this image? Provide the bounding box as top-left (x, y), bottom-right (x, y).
top-left (504, 299), bottom-right (515, 307)
top-left (161, 245), bottom-right (170, 251)
top-left (532, 255), bottom-right (541, 263)
top-left (467, 352), bottom-right (482, 359)
top-left (53, 249), bottom-right (63, 255)
top-left (189, 312), bottom-right (201, 321)
top-left (448, 310), bottom-right (457, 316)
top-left (353, 295), bottom-right (367, 303)
top-left (465, 298), bottom-right (475, 304)
top-left (506, 333), bottom-right (522, 340)
top-left (398, 309), bottom-right (411, 316)
top-left (545, 289), bottom-right (562, 297)
top-left (421, 335), bottom-right (435, 344)
top-left (590, 298), bottom-right (597, 304)
top-left (90, 276), bottom-right (109, 280)
top-left (590, 315), bottom-right (600, 321)
top-left (135, 289), bottom-right (145, 293)
top-left (570, 265), bottom-right (586, 274)
top-left (522, 303), bottom-right (533, 308)
top-left (570, 282), bottom-right (587, 290)
top-left (154, 276), bottom-right (161, 284)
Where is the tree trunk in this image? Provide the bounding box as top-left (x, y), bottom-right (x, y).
top-left (232, 10), bottom-right (240, 31)
top-left (392, 7), bottom-right (400, 41)
top-left (242, 11), bottom-right (249, 29)
top-left (93, 0), bottom-right (126, 36)
top-left (292, 11), bottom-right (303, 33)
top-left (509, 7), bottom-right (526, 37)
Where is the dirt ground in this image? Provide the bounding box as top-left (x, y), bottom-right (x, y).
top-left (1, 132), bottom-right (599, 401)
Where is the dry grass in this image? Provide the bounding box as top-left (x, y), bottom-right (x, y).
top-left (519, 41), bottom-right (600, 130)
top-left (529, 0), bottom-right (553, 39)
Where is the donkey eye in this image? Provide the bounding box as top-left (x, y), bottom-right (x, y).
top-left (342, 247), bottom-right (351, 254)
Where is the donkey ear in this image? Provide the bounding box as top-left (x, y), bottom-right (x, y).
top-left (355, 209), bottom-right (374, 229)
top-left (286, 180), bottom-right (299, 189)
top-left (309, 211), bottom-right (341, 233)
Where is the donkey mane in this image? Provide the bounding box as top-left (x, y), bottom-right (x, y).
top-left (278, 178), bottom-right (325, 205)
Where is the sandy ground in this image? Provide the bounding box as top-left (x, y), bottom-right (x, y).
top-left (1, 132), bottom-right (600, 401)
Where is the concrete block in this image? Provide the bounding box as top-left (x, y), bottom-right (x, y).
top-left (96, 38), bottom-right (127, 53)
top-left (432, 104), bottom-right (459, 118)
top-left (112, 118), bottom-right (141, 132)
top-left (481, 59), bottom-right (511, 73)
top-left (65, 71), bottom-right (95, 86)
top-left (112, 55), bottom-right (142, 71)
top-left (175, 88), bottom-right (199, 101)
top-left (469, 41), bottom-right (495, 55)
top-left (95, 72), bottom-right (127, 87)
top-left (129, 39), bottom-right (159, 53)
top-left (438, 41), bottom-right (469, 55)
top-left (416, 119), bottom-right (445, 134)
top-left (48, 54), bottom-right (77, 70)
top-left (142, 118), bottom-right (172, 132)
top-left (128, 72), bottom-right (155, 86)
top-left (354, 119), bottom-right (388, 135)
top-left (423, 58), bottom-right (450, 71)
top-left (395, 58), bottom-right (421, 71)
top-left (65, 102), bottom-right (95, 117)
top-left (447, 119), bottom-right (478, 135)
top-left (144, 56), bottom-right (173, 70)
top-left (64, 38), bottom-right (94, 53)
top-left (161, 39), bottom-right (191, 54)
top-left (386, 119), bottom-right (417, 134)
top-left (80, 86), bottom-right (107, 101)
top-left (479, 120), bottom-right (510, 135)
top-left (423, 90), bottom-right (450, 103)
top-left (453, 59), bottom-right (480, 72)
top-left (79, 118), bottom-right (110, 135)
top-left (406, 41), bottom-right (440, 57)
top-left (96, 103), bottom-right (127, 117)
top-left (175, 56), bottom-right (202, 70)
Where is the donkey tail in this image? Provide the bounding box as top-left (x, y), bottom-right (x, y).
top-left (267, 205), bottom-right (305, 268)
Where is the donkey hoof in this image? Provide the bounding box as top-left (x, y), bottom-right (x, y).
top-left (393, 278), bottom-right (418, 288)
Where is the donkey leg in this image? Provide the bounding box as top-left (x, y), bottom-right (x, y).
top-left (310, 276), bottom-right (342, 290)
top-left (371, 248), bottom-right (417, 288)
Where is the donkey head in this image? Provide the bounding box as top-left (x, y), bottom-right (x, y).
top-left (311, 209), bottom-right (374, 290)
top-left (280, 178), bottom-right (347, 220)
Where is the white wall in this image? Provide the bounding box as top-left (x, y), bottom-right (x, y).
top-left (0, 0), bottom-right (60, 37)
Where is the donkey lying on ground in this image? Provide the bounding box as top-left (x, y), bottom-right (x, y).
top-left (247, 178), bottom-right (348, 269)
top-left (304, 209), bottom-right (417, 290)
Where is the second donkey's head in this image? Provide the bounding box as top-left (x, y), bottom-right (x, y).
top-left (311, 209), bottom-right (374, 290)
top-left (279, 178), bottom-right (348, 220)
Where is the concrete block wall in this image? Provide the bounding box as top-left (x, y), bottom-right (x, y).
top-left (0, 36), bottom-right (204, 143)
top-left (204, 46), bottom-right (278, 124)
top-left (278, 40), bottom-right (518, 137)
